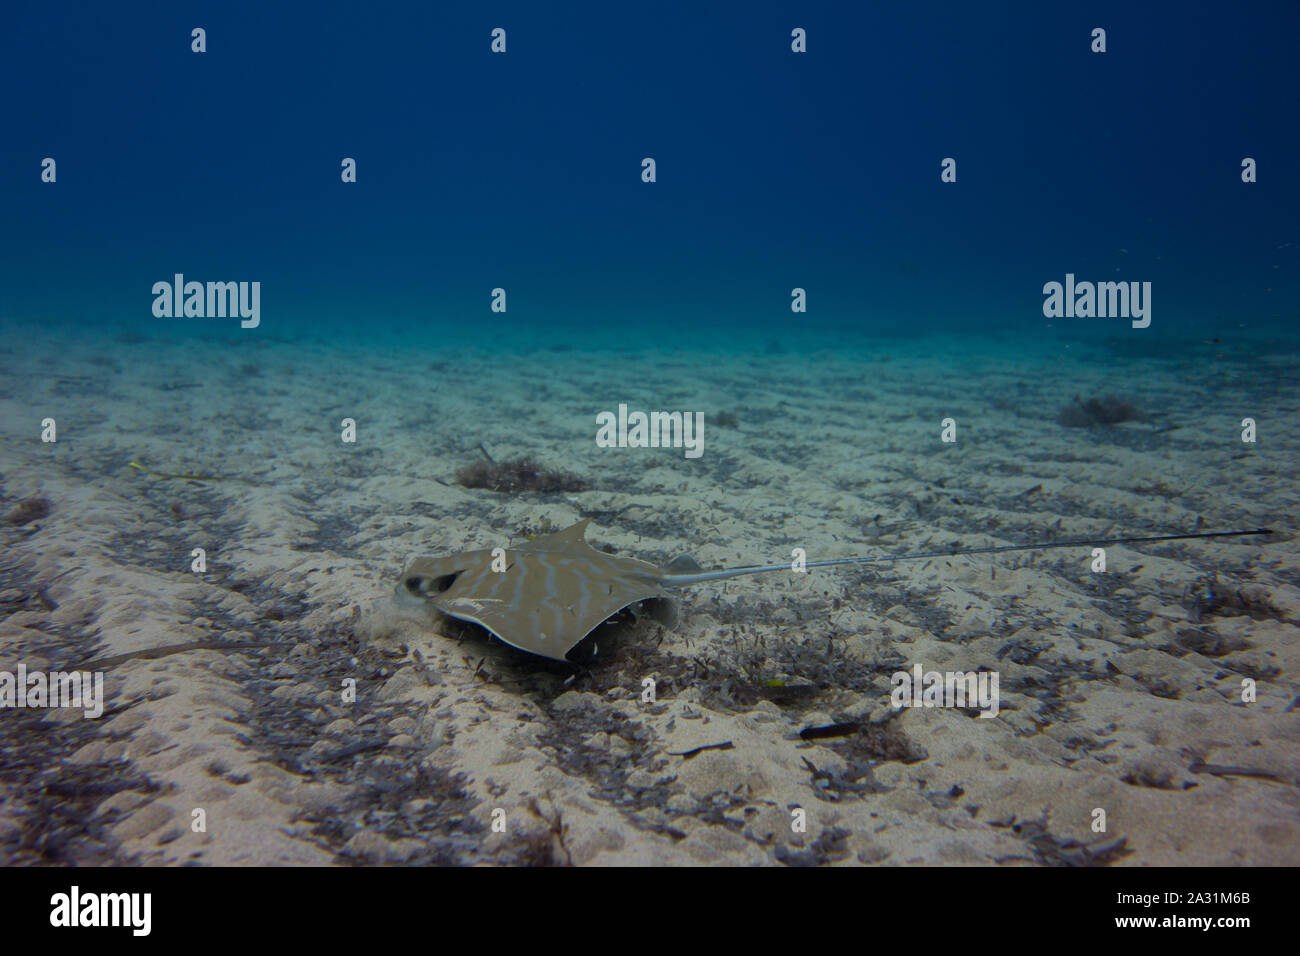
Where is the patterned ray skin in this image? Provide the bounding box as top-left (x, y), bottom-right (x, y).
top-left (397, 520), bottom-right (672, 662)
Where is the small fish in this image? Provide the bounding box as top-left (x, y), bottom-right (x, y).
top-left (396, 522), bottom-right (1273, 664)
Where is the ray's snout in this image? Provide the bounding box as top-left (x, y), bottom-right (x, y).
top-left (392, 570), bottom-right (430, 611)
top-left (395, 555), bottom-right (465, 603)
top-left (399, 571), bottom-right (461, 597)
top-left (399, 575), bottom-right (428, 597)
top-left (394, 555), bottom-right (450, 608)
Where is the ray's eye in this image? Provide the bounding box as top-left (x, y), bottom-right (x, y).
top-left (407, 574), bottom-right (459, 596)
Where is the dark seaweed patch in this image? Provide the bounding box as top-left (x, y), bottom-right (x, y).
top-left (801, 718), bottom-right (927, 804)
top-left (533, 702), bottom-right (684, 841)
top-left (1000, 670), bottom-right (1083, 725)
top-left (297, 762), bottom-right (483, 866)
top-left (991, 814), bottom-right (1132, 866)
top-left (679, 630), bottom-right (885, 715)
top-left (1183, 574), bottom-right (1289, 623)
top-left (773, 826), bottom-right (852, 866)
top-left (0, 704), bottom-right (162, 865)
top-left (1056, 394), bottom-right (1148, 428)
top-left (194, 582), bottom-right (488, 864)
top-left (456, 457), bottom-right (589, 494)
top-left (0, 552), bottom-right (158, 865)
top-left (3, 497), bottom-right (52, 526)
top-left (707, 411), bottom-right (740, 429)
top-left (289, 511), bottom-right (364, 558)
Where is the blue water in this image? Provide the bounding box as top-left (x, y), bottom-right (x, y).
top-left (2, 0), bottom-right (1297, 349)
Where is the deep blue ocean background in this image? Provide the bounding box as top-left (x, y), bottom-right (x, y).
top-left (1, 0), bottom-right (1297, 348)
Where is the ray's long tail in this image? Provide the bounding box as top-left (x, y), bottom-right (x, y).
top-left (659, 528), bottom-right (1274, 588)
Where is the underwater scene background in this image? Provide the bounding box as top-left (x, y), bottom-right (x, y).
top-left (1, 1), bottom-right (1297, 866)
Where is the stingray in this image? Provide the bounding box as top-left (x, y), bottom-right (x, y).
top-left (395, 520), bottom-right (1271, 663)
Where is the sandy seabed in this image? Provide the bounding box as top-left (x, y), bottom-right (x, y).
top-left (1, 322), bottom-right (1297, 866)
